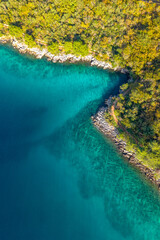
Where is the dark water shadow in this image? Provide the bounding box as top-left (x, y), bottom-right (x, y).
top-left (42, 98), bottom-right (160, 240)
top-left (0, 103), bottom-right (48, 164)
top-left (1, 45), bottom-right (160, 240)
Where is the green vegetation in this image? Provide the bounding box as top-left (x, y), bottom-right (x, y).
top-left (24, 34), bottom-right (37, 47)
top-left (48, 42), bottom-right (60, 54)
top-left (115, 80), bottom-right (160, 169)
top-left (105, 109), bottom-right (160, 171)
top-left (72, 41), bottom-right (89, 56)
top-left (0, 0), bottom-right (159, 168)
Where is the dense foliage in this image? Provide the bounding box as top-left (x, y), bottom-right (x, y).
top-left (0, 0), bottom-right (160, 167)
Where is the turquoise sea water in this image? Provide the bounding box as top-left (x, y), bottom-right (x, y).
top-left (0, 45), bottom-right (160, 240)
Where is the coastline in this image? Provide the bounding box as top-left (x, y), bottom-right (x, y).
top-left (91, 106), bottom-right (160, 190)
top-left (0, 36), bottom-right (128, 73)
top-left (0, 35), bottom-right (159, 191)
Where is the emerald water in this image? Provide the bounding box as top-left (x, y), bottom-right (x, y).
top-left (0, 46), bottom-right (160, 240)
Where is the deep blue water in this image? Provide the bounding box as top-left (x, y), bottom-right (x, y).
top-left (0, 46), bottom-right (160, 240)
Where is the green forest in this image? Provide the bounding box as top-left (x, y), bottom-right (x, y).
top-left (0, 0), bottom-right (160, 169)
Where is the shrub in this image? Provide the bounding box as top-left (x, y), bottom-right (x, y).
top-left (9, 25), bottom-right (22, 38)
top-left (63, 42), bottom-right (73, 54)
top-left (48, 42), bottom-right (59, 54)
top-left (72, 41), bottom-right (89, 56)
top-left (24, 34), bottom-right (37, 48)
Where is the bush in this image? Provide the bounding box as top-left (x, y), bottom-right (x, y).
top-left (24, 34), bottom-right (37, 48)
top-left (63, 42), bottom-right (73, 54)
top-left (48, 42), bottom-right (59, 54)
top-left (72, 41), bottom-right (89, 56)
top-left (9, 25), bottom-right (22, 38)
top-left (120, 83), bottom-right (129, 91)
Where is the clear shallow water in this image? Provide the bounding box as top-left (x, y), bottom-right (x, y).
top-left (0, 46), bottom-right (160, 240)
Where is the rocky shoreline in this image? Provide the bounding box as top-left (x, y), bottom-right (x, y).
top-left (0, 36), bottom-right (128, 73)
top-left (91, 106), bottom-right (160, 190)
top-left (1, 35), bottom-right (160, 191)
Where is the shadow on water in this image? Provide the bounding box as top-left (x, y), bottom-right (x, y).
top-left (0, 103), bottom-right (48, 163)
top-left (43, 98), bottom-right (160, 240)
top-left (1, 45), bottom-right (160, 240)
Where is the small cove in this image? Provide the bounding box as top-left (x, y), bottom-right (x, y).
top-left (0, 45), bottom-right (160, 240)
